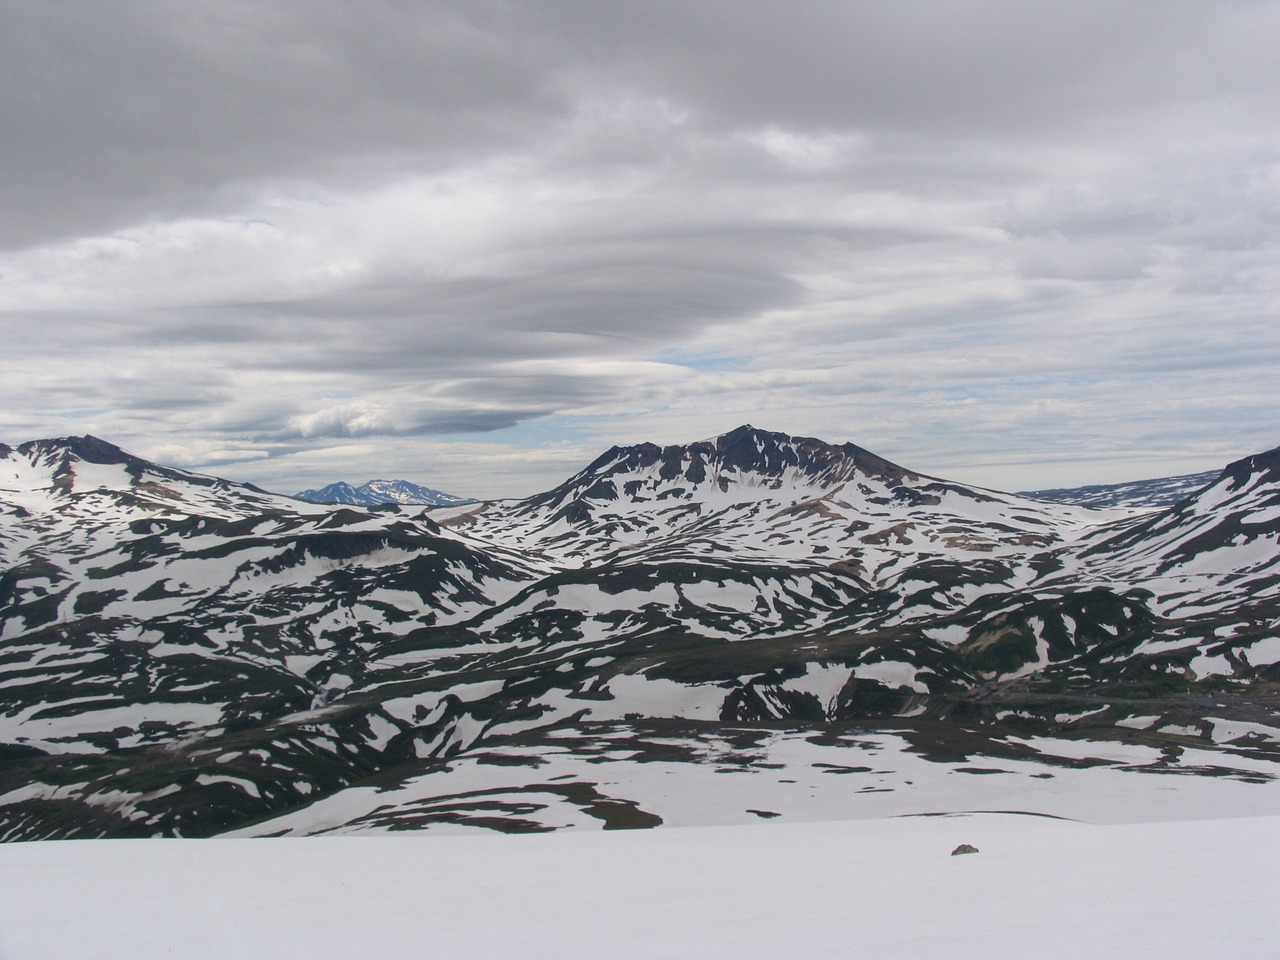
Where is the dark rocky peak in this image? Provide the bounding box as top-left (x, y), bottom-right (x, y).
top-left (701, 425), bottom-right (913, 485)
top-left (13, 435), bottom-right (143, 492)
top-left (11, 434), bottom-right (266, 495)
top-left (580, 425), bottom-right (911, 485)
top-left (610, 425), bottom-right (917, 491)
top-left (526, 425), bottom-right (920, 516)
top-left (17, 434), bottom-right (132, 467)
top-left (1156, 444), bottom-right (1280, 521)
top-left (577, 442), bottom-right (663, 477)
top-left (1219, 444), bottom-right (1280, 491)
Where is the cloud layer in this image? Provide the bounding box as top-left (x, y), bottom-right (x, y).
top-left (3, 1), bottom-right (1279, 497)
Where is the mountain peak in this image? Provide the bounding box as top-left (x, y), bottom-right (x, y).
top-left (16, 434), bottom-right (131, 465)
top-left (5, 434), bottom-right (267, 498)
top-left (295, 478), bottom-right (473, 507)
top-left (696, 425), bottom-right (912, 484)
top-left (526, 425), bottom-right (919, 519)
top-left (1221, 444), bottom-right (1280, 487)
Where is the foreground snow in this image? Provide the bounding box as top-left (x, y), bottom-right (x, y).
top-left (2, 812), bottom-right (1276, 959)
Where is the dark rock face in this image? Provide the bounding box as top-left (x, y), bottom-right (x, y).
top-left (17, 435), bottom-right (131, 465)
top-left (525, 425), bottom-right (922, 518)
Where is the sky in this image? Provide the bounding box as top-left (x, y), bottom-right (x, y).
top-left (2, 1), bottom-right (1279, 499)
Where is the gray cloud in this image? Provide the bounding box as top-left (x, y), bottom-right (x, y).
top-left (0, 0), bottom-right (571, 247)
top-left (8, 1), bottom-right (1274, 248)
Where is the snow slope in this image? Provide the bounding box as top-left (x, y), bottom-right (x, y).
top-left (1, 813), bottom-right (1276, 960)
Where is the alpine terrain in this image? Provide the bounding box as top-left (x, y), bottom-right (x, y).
top-left (1, 426), bottom-right (1278, 839)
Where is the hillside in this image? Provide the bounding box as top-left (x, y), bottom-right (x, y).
top-left (1, 428), bottom-right (1278, 839)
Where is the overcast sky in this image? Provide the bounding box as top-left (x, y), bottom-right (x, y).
top-left (3, 1), bottom-right (1279, 498)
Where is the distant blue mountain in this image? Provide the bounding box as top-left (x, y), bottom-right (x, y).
top-left (294, 478), bottom-right (474, 507)
top-left (1019, 469), bottom-right (1220, 509)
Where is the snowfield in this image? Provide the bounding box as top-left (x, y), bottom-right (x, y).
top-left (1, 813), bottom-right (1276, 959)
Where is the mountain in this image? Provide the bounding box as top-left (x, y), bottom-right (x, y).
top-left (1019, 469), bottom-right (1221, 509)
top-left (2, 428), bottom-right (1278, 840)
top-left (295, 478), bottom-right (473, 507)
top-left (451, 422), bottom-right (1110, 563)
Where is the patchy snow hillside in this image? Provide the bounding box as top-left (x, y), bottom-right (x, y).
top-left (1, 427), bottom-right (1278, 839)
top-left (2, 813), bottom-right (1277, 960)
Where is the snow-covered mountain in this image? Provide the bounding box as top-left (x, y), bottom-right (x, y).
top-left (2, 428), bottom-right (1277, 840)
top-left (295, 478), bottom-right (473, 507)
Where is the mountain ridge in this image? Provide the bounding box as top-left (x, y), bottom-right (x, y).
top-left (542, 424), bottom-right (919, 501)
top-left (6, 433), bottom-right (271, 495)
top-left (295, 478), bottom-right (473, 507)
top-left (1, 427), bottom-right (1278, 839)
